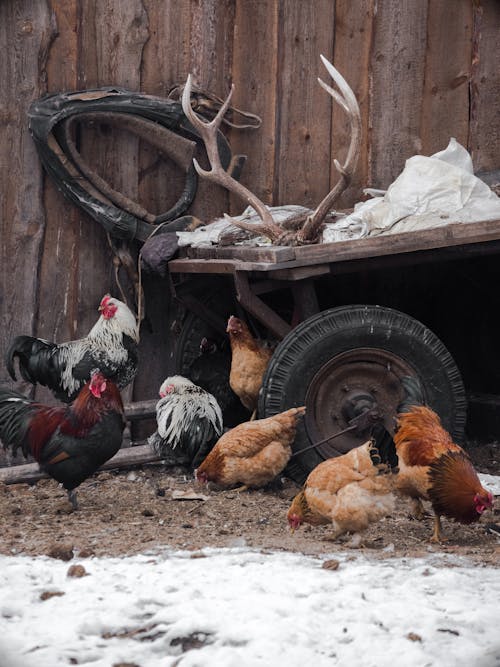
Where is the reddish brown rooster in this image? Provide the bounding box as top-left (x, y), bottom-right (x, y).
top-left (395, 404), bottom-right (493, 542)
top-left (226, 315), bottom-right (273, 416)
top-left (0, 370), bottom-right (125, 508)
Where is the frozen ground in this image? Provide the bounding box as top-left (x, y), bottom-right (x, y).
top-left (1, 547), bottom-right (499, 667)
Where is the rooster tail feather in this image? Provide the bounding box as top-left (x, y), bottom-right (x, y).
top-left (0, 387), bottom-right (35, 458)
top-left (5, 336), bottom-right (56, 385)
top-left (369, 423), bottom-right (399, 472)
top-left (428, 451), bottom-right (484, 524)
top-left (397, 376), bottom-right (425, 414)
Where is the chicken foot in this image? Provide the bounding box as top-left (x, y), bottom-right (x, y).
top-left (67, 489), bottom-right (78, 511)
top-left (430, 514), bottom-right (446, 543)
top-left (410, 498), bottom-right (431, 521)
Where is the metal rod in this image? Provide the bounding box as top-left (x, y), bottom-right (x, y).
top-left (290, 423), bottom-right (358, 458)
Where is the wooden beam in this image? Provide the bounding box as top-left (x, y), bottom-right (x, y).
top-left (124, 399), bottom-right (157, 421)
top-left (0, 444), bottom-right (162, 486)
top-left (234, 271), bottom-right (292, 339)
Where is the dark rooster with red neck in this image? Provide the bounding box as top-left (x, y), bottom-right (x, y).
top-left (0, 371), bottom-right (125, 509)
top-left (6, 294), bottom-right (139, 403)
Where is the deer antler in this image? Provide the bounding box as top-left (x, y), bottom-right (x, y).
top-left (296, 55), bottom-right (361, 244)
top-left (181, 75), bottom-right (284, 243)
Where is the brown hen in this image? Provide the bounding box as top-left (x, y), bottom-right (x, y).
top-left (195, 406), bottom-right (305, 490)
top-left (226, 316), bottom-right (273, 416)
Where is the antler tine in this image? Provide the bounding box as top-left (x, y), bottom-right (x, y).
top-left (297, 55), bottom-right (361, 244)
top-left (181, 74), bottom-right (283, 242)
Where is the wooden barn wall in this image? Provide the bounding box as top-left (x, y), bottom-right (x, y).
top-left (1, 0), bottom-right (500, 405)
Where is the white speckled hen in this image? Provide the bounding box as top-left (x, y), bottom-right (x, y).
top-left (148, 375), bottom-right (223, 470)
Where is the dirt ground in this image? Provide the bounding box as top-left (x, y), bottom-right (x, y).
top-left (1, 440), bottom-right (499, 565)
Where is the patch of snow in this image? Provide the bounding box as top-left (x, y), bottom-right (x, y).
top-left (0, 549), bottom-right (498, 667)
top-left (478, 472), bottom-right (500, 496)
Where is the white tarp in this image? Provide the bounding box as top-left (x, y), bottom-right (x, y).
top-left (323, 138), bottom-right (500, 243)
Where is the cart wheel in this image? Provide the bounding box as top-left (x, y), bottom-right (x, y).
top-left (258, 305), bottom-right (466, 483)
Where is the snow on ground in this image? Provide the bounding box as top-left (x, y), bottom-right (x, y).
top-left (0, 548), bottom-right (499, 667)
top-left (479, 472), bottom-right (500, 497)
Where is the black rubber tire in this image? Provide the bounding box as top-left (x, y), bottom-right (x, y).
top-left (258, 305), bottom-right (466, 484)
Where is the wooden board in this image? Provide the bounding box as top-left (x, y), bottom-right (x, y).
top-left (229, 0), bottom-right (279, 214)
top-left (469, 0), bottom-right (500, 172)
top-left (331, 0), bottom-right (374, 208)
top-left (420, 0), bottom-right (473, 156)
top-left (369, 1), bottom-right (428, 188)
top-left (276, 2), bottom-right (336, 208)
top-left (0, 444), bottom-right (161, 486)
top-left (169, 218), bottom-right (500, 273)
top-left (0, 2), bottom-right (54, 387)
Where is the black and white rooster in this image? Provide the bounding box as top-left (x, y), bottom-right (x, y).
top-left (148, 375), bottom-right (223, 470)
top-left (6, 294), bottom-right (139, 403)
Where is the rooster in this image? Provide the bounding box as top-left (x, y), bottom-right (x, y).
top-left (195, 406), bottom-right (305, 490)
top-left (148, 376), bottom-right (223, 470)
top-left (226, 315), bottom-right (273, 417)
top-left (6, 294), bottom-right (139, 403)
top-left (395, 402), bottom-right (493, 542)
top-left (287, 426), bottom-right (399, 546)
top-left (0, 370), bottom-right (125, 509)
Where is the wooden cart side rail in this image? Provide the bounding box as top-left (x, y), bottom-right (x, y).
top-left (169, 217), bottom-right (500, 274)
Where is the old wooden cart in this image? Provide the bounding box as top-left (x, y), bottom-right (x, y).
top-left (167, 216), bottom-right (500, 481)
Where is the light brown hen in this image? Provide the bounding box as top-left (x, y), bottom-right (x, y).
top-left (195, 406), bottom-right (305, 490)
top-left (287, 431), bottom-right (398, 546)
top-left (226, 316), bottom-right (273, 415)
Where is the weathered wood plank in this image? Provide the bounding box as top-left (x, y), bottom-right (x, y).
top-left (35, 2), bottom-right (81, 407)
top-left (140, 0), bottom-right (194, 222)
top-left (170, 218), bottom-right (500, 273)
top-left (230, 0), bottom-right (279, 213)
top-left (187, 0), bottom-right (236, 224)
top-left (0, 444), bottom-right (161, 486)
top-left (136, 2), bottom-right (196, 418)
top-left (331, 0), bottom-right (375, 208)
top-left (0, 2), bottom-right (54, 386)
top-left (124, 399), bottom-right (157, 421)
top-left (168, 259), bottom-right (237, 274)
top-left (369, 1), bottom-right (428, 188)
top-left (186, 245), bottom-right (296, 263)
top-left (34, 2), bottom-right (149, 411)
top-left (276, 2), bottom-right (336, 207)
top-left (292, 218), bottom-right (500, 265)
top-left (420, 0), bottom-right (473, 156)
top-left (469, 0), bottom-right (500, 172)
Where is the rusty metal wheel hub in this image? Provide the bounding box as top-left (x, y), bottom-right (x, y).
top-left (305, 347), bottom-right (416, 458)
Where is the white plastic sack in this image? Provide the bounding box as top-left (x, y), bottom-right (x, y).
top-left (323, 138), bottom-right (500, 242)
